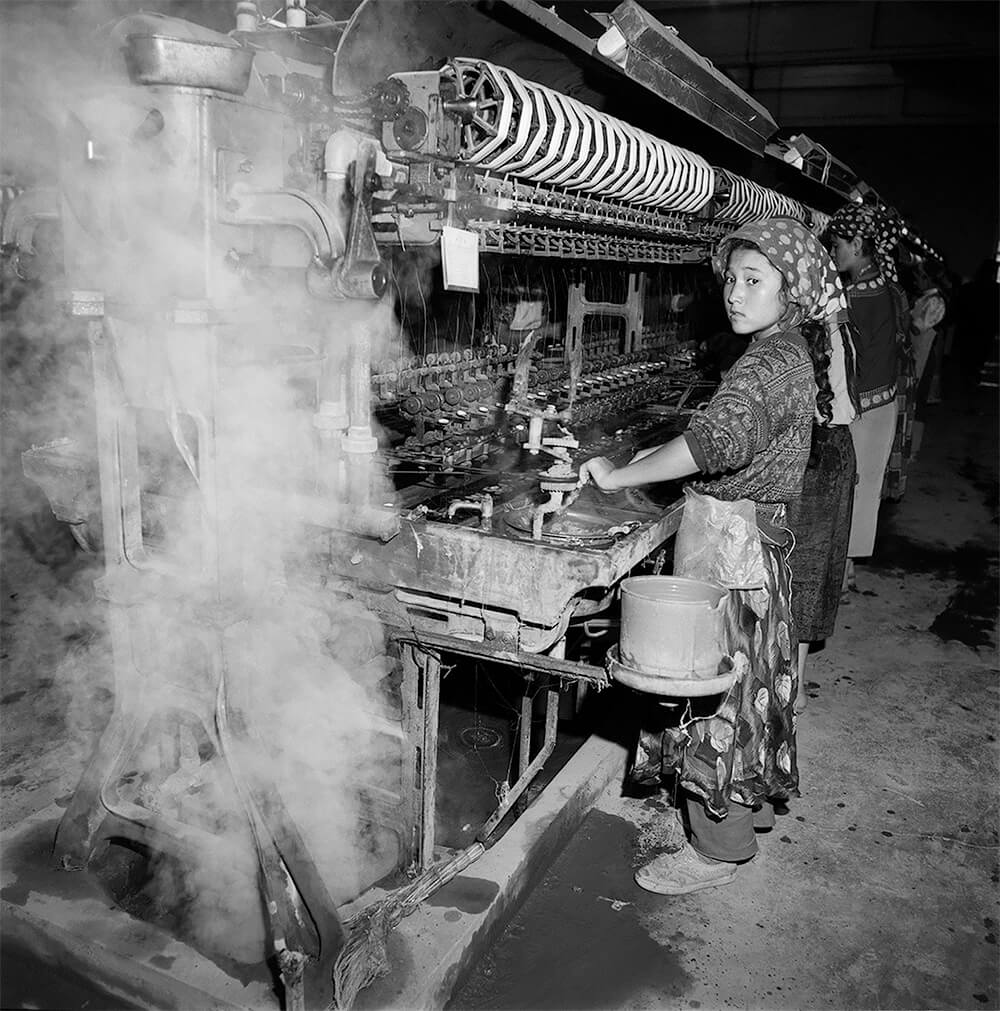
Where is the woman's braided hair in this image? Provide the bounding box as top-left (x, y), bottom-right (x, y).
top-left (801, 319), bottom-right (834, 425)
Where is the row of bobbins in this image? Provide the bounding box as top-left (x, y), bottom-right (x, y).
top-left (713, 169), bottom-right (810, 227)
top-left (434, 59), bottom-right (835, 238)
top-left (441, 57), bottom-right (715, 215)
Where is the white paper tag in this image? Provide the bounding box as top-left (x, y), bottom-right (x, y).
top-left (441, 226), bottom-right (480, 293)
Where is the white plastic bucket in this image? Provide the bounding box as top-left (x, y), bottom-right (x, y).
top-left (619, 575), bottom-right (729, 679)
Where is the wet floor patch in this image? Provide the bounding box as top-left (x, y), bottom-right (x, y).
top-left (865, 534), bottom-right (998, 649)
top-left (0, 937), bottom-right (140, 1011)
top-left (959, 456), bottom-right (1000, 522)
top-left (448, 810), bottom-right (692, 1010)
top-left (928, 544), bottom-right (999, 649)
top-left (426, 875), bottom-right (499, 914)
top-left (930, 581), bottom-right (998, 648)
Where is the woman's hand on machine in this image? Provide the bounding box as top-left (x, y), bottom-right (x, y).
top-left (579, 456), bottom-right (620, 493)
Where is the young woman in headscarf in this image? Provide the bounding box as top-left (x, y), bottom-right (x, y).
top-left (785, 259), bottom-right (862, 713)
top-left (827, 203), bottom-right (912, 588)
top-left (580, 217), bottom-right (841, 894)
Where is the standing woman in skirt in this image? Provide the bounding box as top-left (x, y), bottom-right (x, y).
top-left (827, 203), bottom-right (911, 586)
top-left (785, 299), bottom-right (861, 710)
top-left (580, 218), bottom-right (844, 893)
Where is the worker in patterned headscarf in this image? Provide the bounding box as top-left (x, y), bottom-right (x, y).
top-left (580, 217), bottom-right (845, 895)
top-left (827, 202), bottom-right (912, 590)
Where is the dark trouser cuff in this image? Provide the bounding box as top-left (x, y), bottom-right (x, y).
top-left (686, 792), bottom-right (758, 863)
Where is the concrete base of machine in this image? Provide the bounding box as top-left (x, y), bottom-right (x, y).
top-left (0, 806), bottom-right (277, 1010)
top-left (353, 732), bottom-right (628, 1010)
top-left (0, 733), bottom-right (628, 1011)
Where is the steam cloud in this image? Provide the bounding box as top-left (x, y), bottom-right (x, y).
top-left (1, 0), bottom-right (409, 975)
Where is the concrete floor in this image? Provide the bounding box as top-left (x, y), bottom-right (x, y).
top-left (2, 388), bottom-right (998, 1010)
top-left (451, 390), bottom-right (1000, 1011)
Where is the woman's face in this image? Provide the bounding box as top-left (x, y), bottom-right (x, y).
top-left (831, 233), bottom-right (863, 275)
top-left (723, 249), bottom-right (786, 335)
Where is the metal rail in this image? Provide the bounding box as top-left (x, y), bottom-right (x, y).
top-left (388, 626), bottom-right (610, 687)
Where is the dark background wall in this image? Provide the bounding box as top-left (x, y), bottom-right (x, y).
top-left (813, 124), bottom-right (997, 279)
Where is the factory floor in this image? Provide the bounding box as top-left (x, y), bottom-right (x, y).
top-left (2, 386), bottom-right (998, 1011)
top-left (450, 387), bottom-right (1000, 1011)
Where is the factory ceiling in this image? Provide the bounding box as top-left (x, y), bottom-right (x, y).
top-left (554, 0), bottom-right (999, 128)
top-left (8, 1), bottom-right (994, 133)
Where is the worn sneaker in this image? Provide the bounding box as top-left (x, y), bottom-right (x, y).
top-left (634, 843), bottom-right (738, 895)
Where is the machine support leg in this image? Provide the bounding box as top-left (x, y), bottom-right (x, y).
top-left (417, 648), bottom-right (441, 869)
top-left (477, 686), bottom-right (559, 842)
top-left (518, 677), bottom-right (533, 782)
top-left (514, 676), bottom-right (534, 818)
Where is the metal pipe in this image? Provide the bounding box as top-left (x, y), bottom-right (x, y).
top-left (222, 186), bottom-right (344, 261)
top-left (314, 321), bottom-right (349, 496)
top-left (285, 0), bottom-right (306, 28)
top-left (0, 186), bottom-right (59, 253)
top-left (324, 130), bottom-right (358, 187)
top-left (234, 1), bottom-right (258, 31)
top-left (341, 331), bottom-right (378, 508)
top-left (323, 127), bottom-right (380, 508)
top-left (531, 489), bottom-right (566, 540)
top-left (445, 494), bottom-right (494, 531)
top-left (244, 488), bottom-right (399, 541)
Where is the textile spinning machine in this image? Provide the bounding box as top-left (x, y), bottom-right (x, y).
top-left (7, 1), bottom-right (839, 1007)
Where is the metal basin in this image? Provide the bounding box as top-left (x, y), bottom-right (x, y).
top-left (503, 486), bottom-right (663, 545)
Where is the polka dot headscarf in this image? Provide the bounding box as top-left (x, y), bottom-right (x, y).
top-left (712, 216), bottom-right (849, 335)
top-left (712, 216), bottom-right (861, 421)
top-left (828, 202), bottom-right (901, 283)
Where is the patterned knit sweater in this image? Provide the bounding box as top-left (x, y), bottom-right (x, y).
top-left (683, 328), bottom-right (816, 504)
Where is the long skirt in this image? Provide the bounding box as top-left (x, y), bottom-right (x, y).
top-left (632, 525), bottom-right (799, 820)
top-left (848, 400), bottom-right (898, 558)
top-left (786, 426), bottom-right (856, 642)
